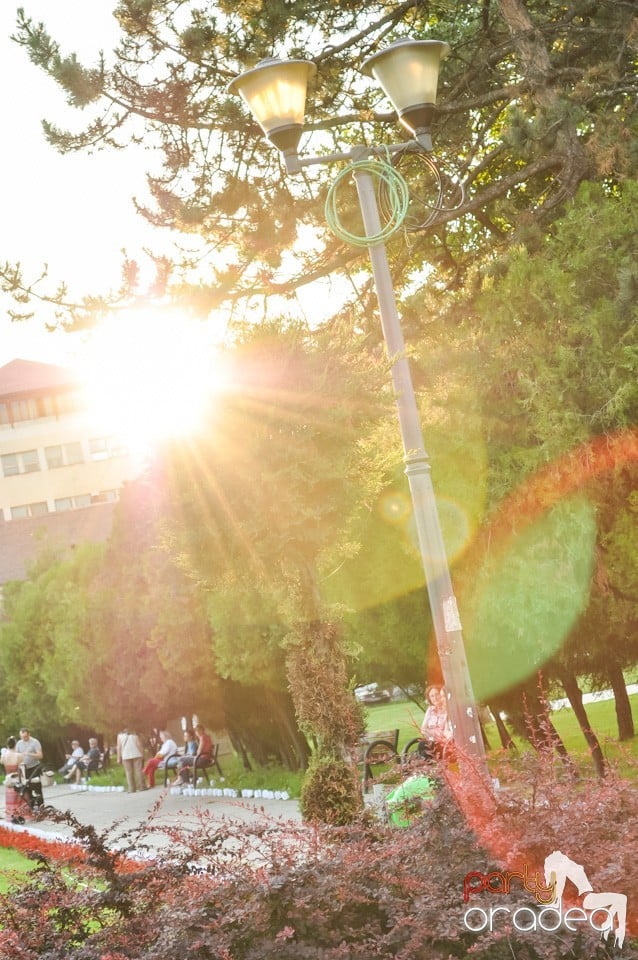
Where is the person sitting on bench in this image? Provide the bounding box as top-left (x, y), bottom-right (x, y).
top-left (59, 740), bottom-right (85, 779)
top-left (64, 738), bottom-right (103, 782)
top-left (174, 724), bottom-right (213, 785)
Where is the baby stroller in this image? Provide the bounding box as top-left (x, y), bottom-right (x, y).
top-left (6, 763), bottom-right (45, 823)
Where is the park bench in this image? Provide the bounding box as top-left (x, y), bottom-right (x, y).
top-left (58, 740), bottom-right (110, 782)
top-left (85, 747), bottom-right (110, 780)
top-left (162, 742), bottom-right (224, 788)
top-left (357, 729), bottom-right (400, 793)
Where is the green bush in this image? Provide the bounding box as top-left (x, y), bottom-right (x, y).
top-left (300, 754), bottom-right (364, 825)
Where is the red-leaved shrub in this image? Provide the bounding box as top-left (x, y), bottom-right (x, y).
top-left (0, 761), bottom-right (635, 959)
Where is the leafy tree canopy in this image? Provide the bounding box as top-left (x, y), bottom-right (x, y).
top-left (0, 491), bottom-right (220, 740)
top-left (159, 317), bottom-right (391, 623)
top-left (5, 0), bottom-right (636, 325)
top-left (417, 181), bottom-right (638, 706)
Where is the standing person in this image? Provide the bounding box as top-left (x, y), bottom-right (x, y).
top-left (15, 727), bottom-right (45, 809)
top-left (116, 727), bottom-right (145, 794)
top-left (420, 685), bottom-right (452, 760)
top-left (142, 730), bottom-right (177, 788)
top-left (15, 728), bottom-right (43, 774)
top-left (2, 737), bottom-right (24, 820)
top-left (1, 737), bottom-right (21, 775)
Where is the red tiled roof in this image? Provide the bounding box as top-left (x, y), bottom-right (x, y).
top-left (0, 359), bottom-right (79, 399)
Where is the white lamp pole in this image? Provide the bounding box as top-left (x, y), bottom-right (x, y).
top-left (229, 40), bottom-right (489, 777)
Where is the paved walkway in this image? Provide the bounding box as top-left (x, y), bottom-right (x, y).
top-left (3, 781), bottom-right (303, 856)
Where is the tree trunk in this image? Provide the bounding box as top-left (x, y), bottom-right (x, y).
top-left (558, 669), bottom-right (606, 779)
top-left (522, 678), bottom-right (577, 776)
top-left (226, 727), bottom-right (253, 772)
top-left (264, 687), bottom-right (310, 770)
top-left (497, 0), bottom-right (591, 202)
top-left (479, 717), bottom-right (492, 752)
top-left (489, 705), bottom-right (518, 751)
top-left (526, 710), bottom-right (572, 763)
top-left (607, 658), bottom-right (635, 741)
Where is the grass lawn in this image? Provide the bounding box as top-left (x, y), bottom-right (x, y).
top-left (86, 752), bottom-right (303, 796)
top-left (0, 845), bottom-right (38, 892)
top-left (361, 699), bottom-right (425, 747)
top-left (66, 690), bottom-right (638, 801)
top-left (363, 691), bottom-right (638, 773)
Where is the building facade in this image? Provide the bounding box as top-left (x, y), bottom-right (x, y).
top-left (0, 358), bottom-right (139, 523)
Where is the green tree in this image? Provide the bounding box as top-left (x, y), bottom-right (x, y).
top-left (576, 466), bottom-right (638, 740)
top-left (417, 182), bottom-right (638, 755)
top-left (157, 318), bottom-right (390, 819)
top-left (77, 480), bottom-right (221, 736)
top-left (0, 479), bottom-right (312, 766)
top-left (4, 0), bottom-right (637, 776)
top-left (326, 407), bottom-right (488, 698)
top-left (0, 488), bottom-right (219, 743)
top-left (0, 543), bottom-right (104, 737)
top-left (4, 1), bottom-right (635, 322)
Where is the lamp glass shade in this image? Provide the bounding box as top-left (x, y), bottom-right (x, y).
top-left (362, 39), bottom-right (450, 113)
top-left (228, 58), bottom-right (316, 136)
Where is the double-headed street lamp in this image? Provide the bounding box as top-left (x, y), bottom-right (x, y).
top-left (229, 40), bottom-right (489, 778)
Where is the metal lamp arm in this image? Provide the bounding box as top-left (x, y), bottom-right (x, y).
top-left (283, 137), bottom-right (429, 175)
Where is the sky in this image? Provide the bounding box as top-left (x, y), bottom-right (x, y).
top-left (0, 2), bottom-right (331, 455)
top-left (0, 1), bottom-right (348, 377)
top-left (0, 1), bottom-right (159, 368)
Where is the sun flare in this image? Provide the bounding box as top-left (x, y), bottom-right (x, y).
top-left (78, 307), bottom-right (225, 460)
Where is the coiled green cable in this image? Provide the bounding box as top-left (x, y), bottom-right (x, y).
top-left (324, 157), bottom-right (410, 247)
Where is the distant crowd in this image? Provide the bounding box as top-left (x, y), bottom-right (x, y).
top-left (0, 721), bottom-right (216, 798)
top-left (1, 728), bottom-right (101, 783)
top-left (118, 724), bottom-right (214, 792)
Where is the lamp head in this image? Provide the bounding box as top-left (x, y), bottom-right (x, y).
top-left (228, 57), bottom-right (316, 161)
top-left (362, 39), bottom-right (450, 149)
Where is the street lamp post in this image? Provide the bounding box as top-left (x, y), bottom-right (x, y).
top-left (229, 40), bottom-right (489, 778)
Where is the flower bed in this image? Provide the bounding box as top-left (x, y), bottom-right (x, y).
top-left (0, 819), bottom-right (145, 874)
top-left (0, 823), bottom-right (85, 866)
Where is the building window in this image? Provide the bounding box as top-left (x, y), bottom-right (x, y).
top-left (1, 454), bottom-right (18, 477)
top-left (45, 446), bottom-right (63, 469)
top-left (0, 390), bottom-right (82, 426)
top-left (55, 391), bottom-right (83, 416)
top-left (53, 491), bottom-right (119, 512)
top-left (91, 490), bottom-right (119, 504)
top-left (1, 449), bottom-right (40, 477)
top-left (21, 450), bottom-right (40, 473)
top-left (9, 398), bottom-right (38, 423)
top-left (89, 436), bottom-right (127, 461)
top-left (88, 438), bottom-right (107, 460)
top-left (45, 442), bottom-right (84, 469)
top-left (11, 501), bottom-right (48, 520)
top-left (54, 494), bottom-right (92, 512)
top-left (38, 395), bottom-right (58, 418)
